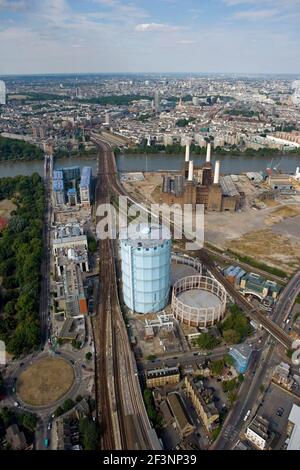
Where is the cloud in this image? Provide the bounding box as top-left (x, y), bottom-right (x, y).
top-left (135, 23), bottom-right (182, 32)
top-left (233, 8), bottom-right (279, 19)
top-left (177, 39), bottom-right (198, 44)
top-left (0, 0), bottom-right (30, 10)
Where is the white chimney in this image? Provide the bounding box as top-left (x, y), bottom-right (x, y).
top-left (214, 160), bottom-right (220, 184)
top-left (185, 144), bottom-right (190, 162)
top-left (206, 142), bottom-right (211, 163)
top-left (188, 161), bottom-right (194, 182)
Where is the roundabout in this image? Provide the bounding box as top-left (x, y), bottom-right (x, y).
top-left (17, 357), bottom-right (75, 407)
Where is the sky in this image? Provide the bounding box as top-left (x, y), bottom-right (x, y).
top-left (0, 0), bottom-right (300, 75)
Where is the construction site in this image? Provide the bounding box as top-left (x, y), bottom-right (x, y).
top-left (121, 144), bottom-right (300, 276)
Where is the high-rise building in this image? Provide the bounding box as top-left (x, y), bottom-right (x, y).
top-left (53, 170), bottom-right (65, 207)
top-left (79, 167), bottom-right (92, 206)
top-left (0, 80), bottom-right (6, 105)
top-left (154, 90), bottom-right (161, 113)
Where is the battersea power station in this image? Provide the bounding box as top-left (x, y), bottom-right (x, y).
top-left (161, 143), bottom-right (243, 212)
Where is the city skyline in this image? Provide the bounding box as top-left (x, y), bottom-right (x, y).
top-left (0, 0), bottom-right (300, 75)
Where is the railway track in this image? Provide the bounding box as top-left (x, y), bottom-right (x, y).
top-left (92, 134), bottom-right (161, 450)
top-left (93, 154), bottom-right (116, 449)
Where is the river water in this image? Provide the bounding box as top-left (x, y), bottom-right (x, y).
top-left (0, 153), bottom-right (299, 178)
top-left (116, 153), bottom-right (300, 174)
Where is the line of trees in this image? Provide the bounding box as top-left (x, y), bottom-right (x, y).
top-left (0, 174), bottom-right (45, 356)
top-left (79, 95), bottom-right (152, 106)
top-left (123, 141), bottom-right (300, 157)
top-left (0, 137), bottom-right (43, 162)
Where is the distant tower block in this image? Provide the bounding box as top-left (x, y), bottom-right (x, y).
top-left (185, 144), bottom-right (190, 162)
top-left (214, 160), bottom-right (220, 184)
top-left (206, 142), bottom-right (211, 163)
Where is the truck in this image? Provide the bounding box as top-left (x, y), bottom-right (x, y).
top-left (44, 438), bottom-right (49, 448)
top-left (243, 410), bottom-right (251, 422)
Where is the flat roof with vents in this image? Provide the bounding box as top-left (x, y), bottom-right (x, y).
top-left (220, 175), bottom-right (239, 197)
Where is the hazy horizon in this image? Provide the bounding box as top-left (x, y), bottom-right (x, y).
top-left (0, 0), bottom-right (300, 75)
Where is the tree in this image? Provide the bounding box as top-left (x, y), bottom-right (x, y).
top-left (62, 399), bottom-right (75, 413)
top-left (71, 340), bottom-right (81, 350)
top-left (79, 417), bottom-right (99, 450)
top-left (0, 408), bottom-right (13, 427)
top-left (87, 236), bottom-right (97, 253)
top-left (20, 412), bottom-right (38, 431)
top-left (224, 354), bottom-right (234, 367)
top-left (195, 332), bottom-right (220, 350)
top-left (223, 329), bottom-right (241, 345)
top-left (85, 352), bottom-right (92, 361)
top-left (211, 359), bottom-right (225, 376)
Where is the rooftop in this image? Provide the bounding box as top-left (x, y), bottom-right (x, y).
top-left (146, 366), bottom-right (179, 379)
top-left (120, 223), bottom-right (171, 248)
top-left (80, 166), bottom-right (92, 188)
top-left (287, 404), bottom-right (300, 450)
top-left (220, 175), bottom-right (239, 197)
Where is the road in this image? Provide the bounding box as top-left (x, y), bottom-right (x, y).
top-left (39, 153), bottom-right (52, 345)
top-left (274, 270), bottom-right (300, 328)
top-left (213, 269), bottom-right (300, 450)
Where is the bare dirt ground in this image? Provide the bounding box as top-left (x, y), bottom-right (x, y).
top-left (0, 199), bottom-right (16, 219)
top-left (17, 358), bottom-right (74, 406)
top-left (227, 229), bottom-right (300, 275)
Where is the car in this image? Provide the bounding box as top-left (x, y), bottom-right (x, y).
top-left (47, 421), bottom-right (52, 430)
top-left (244, 410), bottom-right (251, 421)
top-left (44, 438), bottom-right (49, 448)
top-left (14, 401), bottom-right (20, 408)
top-left (276, 407), bottom-right (284, 417)
top-left (81, 364), bottom-right (86, 369)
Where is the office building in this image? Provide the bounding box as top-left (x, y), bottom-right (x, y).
top-left (53, 170), bottom-right (65, 206)
top-left (62, 166), bottom-right (81, 182)
top-left (229, 343), bottom-right (252, 373)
